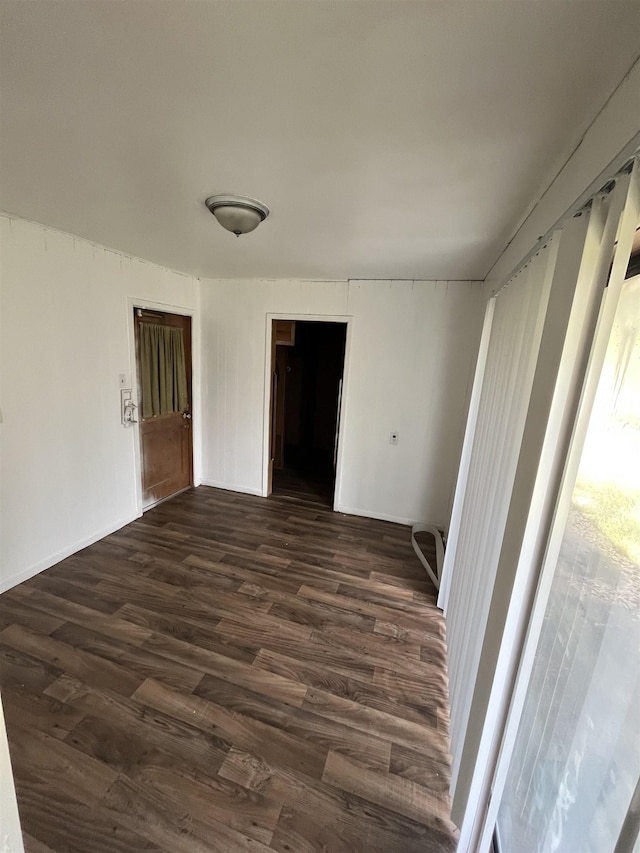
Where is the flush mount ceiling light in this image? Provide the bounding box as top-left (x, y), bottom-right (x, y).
top-left (205, 194), bottom-right (270, 236)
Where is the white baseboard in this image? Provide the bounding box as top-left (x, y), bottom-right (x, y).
top-left (0, 512), bottom-right (141, 595)
top-left (334, 504), bottom-right (421, 527)
top-left (199, 479), bottom-right (264, 498)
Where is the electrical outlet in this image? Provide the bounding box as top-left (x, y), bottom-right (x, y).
top-left (389, 431), bottom-right (399, 445)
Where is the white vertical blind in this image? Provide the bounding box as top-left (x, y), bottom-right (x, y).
top-left (438, 298), bottom-right (495, 612)
top-left (441, 237), bottom-right (560, 790)
top-left (478, 161), bottom-right (640, 853)
top-left (439, 158), bottom-right (640, 850)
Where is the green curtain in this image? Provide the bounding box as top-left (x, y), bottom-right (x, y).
top-left (140, 323), bottom-right (188, 418)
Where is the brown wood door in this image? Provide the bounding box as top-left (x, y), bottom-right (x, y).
top-left (134, 309), bottom-right (193, 507)
top-left (267, 321), bottom-right (277, 495)
top-left (274, 346), bottom-right (289, 470)
top-left (268, 320), bottom-right (296, 494)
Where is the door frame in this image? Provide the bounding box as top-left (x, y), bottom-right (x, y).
top-left (127, 297), bottom-right (200, 516)
top-left (261, 313), bottom-right (353, 509)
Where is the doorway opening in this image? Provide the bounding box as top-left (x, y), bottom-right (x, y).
top-left (268, 319), bottom-right (347, 507)
top-left (134, 308), bottom-right (193, 509)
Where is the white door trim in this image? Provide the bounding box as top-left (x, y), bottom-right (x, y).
top-left (261, 312), bottom-right (353, 510)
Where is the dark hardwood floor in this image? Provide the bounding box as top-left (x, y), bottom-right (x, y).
top-left (0, 486), bottom-right (457, 852)
top-left (272, 466), bottom-right (334, 508)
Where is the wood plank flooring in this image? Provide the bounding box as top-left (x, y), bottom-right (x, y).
top-left (0, 486), bottom-right (457, 852)
top-left (272, 467), bottom-right (334, 508)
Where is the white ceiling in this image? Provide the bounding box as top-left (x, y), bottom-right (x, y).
top-left (1, 1), bottom-right (639, 281)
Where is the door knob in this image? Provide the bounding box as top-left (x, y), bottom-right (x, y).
top-left (182, 412), bottom-right (192, 420)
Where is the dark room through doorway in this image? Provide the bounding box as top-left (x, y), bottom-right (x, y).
top-left (268, 320), bottom-right (347, 507)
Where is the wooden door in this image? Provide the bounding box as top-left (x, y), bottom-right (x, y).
top-left (267, 322), bottom-right (277, 495)
top-left (274, 346), bottom-right (289, 470)
top-left (267, 320), bottom-right (296, 494)
top-left (134, 309), bottom-right (193, 507)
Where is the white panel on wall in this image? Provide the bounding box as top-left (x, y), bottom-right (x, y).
top-left (0, 215), bottom-right (200, 592)
top-left (338, 280), bottom-right (484, 526)
top-left (201, 277), bottom-right (484, 527)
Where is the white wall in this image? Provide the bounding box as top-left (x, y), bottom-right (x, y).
top-left (0, 215), bottom-right (200, 592)
top-left (201, 277), bottom-right (484, 527)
